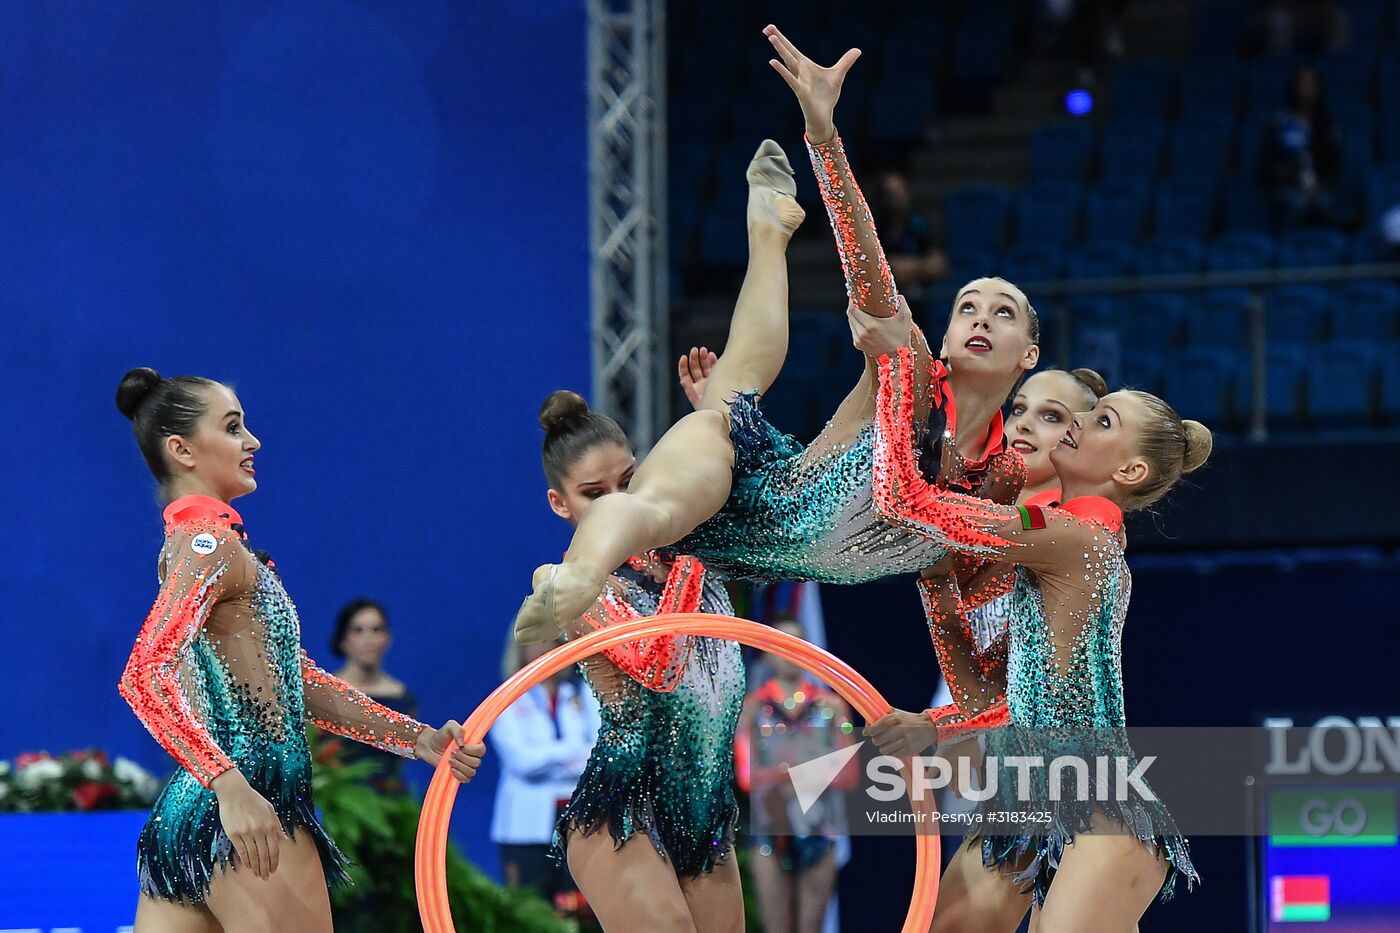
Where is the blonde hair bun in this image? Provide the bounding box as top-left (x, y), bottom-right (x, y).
top-left (1182, 420), bottom-right (1213, 474)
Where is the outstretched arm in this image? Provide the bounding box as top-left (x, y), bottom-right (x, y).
top-left (765, 25), bottom-right (899, 320)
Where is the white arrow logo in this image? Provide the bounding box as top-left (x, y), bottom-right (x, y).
top-left (787, 740), bottom-right (865, 814)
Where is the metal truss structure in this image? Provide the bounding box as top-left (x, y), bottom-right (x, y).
top-left (587, 0), bottom-right (668, 448)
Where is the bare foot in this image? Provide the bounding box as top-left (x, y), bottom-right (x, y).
top-left (513, 563), bottom-right (605, 643)
top-left (746, 139), bottom-right (805, 238)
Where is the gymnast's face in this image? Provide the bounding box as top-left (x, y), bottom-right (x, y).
top-left (164, 383), bottom-right (261, 501)
top-left (546, 441), bottom-right (637, 525)
top-left (940, 278), bottom-right (1039, 380)
top-left (1048, 391), bottom-right (1151, 498)
top-left (1007, 372), bottom-right (1094, 487)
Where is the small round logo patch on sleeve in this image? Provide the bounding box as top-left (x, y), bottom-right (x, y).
top-left (191, 533), bottom-right (219, 555)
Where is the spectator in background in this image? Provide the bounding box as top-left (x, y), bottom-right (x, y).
top-left (330, 598), bottom-right (418, 792)
top-left (1260, 64), bottom-right (1341, 230)
top-left (872, 169), bottom-right (947, 293)
top-left (736, 616), bottom-right (855, 933)
top-left (490, 628), bottom-right (599, 909)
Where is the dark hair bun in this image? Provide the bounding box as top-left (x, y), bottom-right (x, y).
top-left (539, 390), bottom-right (591, 434)
top-left (116, 367), bottom-right (162, 420)
top-left (1071, 367), bottom-right (1109, 398)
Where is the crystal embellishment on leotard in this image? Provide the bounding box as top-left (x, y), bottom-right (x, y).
top-left (119, 495), bottom-right (429, 903)
top-left (552, 552), bottom-right (745, 877)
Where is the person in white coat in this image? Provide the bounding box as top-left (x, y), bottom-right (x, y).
top-left (490, 629), bottom-right (600, 906)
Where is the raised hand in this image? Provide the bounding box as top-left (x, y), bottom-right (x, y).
top-left (678, 346), bottom-right (719, 410)
top-left (763, 24), bottom-right (860, 144)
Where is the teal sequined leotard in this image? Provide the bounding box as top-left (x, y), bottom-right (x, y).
top-left (552, 553), bottom-right (745, 876)
top-left (119, 496), bottom-right (427, 902)
top-left (921, 498), bottom-right (1199, 905)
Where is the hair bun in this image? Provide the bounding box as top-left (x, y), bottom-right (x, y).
top-left (1182, 420), bottom-right (1213, 473)
top-left (116, 367), bottom-right (162, 420)
top-left (1071, 367), bottom-right (1109, 398)
top-left (539, 390), bottom-right (591, 434)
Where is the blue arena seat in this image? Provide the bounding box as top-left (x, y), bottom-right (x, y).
top-left (1178, 59), bottom-right (1240, 119)
top-left (1380, 353), bottom-right (1400, 423)
top-left (1153, 180), bottom-right (1217, 239)
top-left (1064, 295), bottom-right (1121, 332)
top-left (1383, 111), bottom-right (1400, 161)
top-left (1112, 61), bottom-right (1176, 118)
top-left (1137, 236), bottom-right (1205, 276)
top-left (1368, 162), bottom-right (1400, 220)
top-left (870, 73), bottom-right (938, 146)
top-left (1264, 347), bottom-right (1307, 425)
top-left (1121, 292), bottom-right (1187, 349)
top-left (1164, 348), bottom-right (1238, 426)
top-left (943, 246), bottom-right (998, 285)
top-left (1000, 244), bottom-right (1065, 283)
top-left (1120, 349), bottom-right (1166, 395)
top-left (1014, 182), bottom-right (1082, 248)
top-left (1186, 287), bottom-right (1253, 348)
top-left (1086, 180), bottom-right (1149, 241)
top-left (1331, 281), bottom-right (1400, 340)
top-left (1029, 123), bottom-right (1097, 183)
top-left (698, 203), bottom-right (748, 267)
top-left (1099, 118), bottom-right (1166, 181)
top-left (943, 185), bottom-right (1012, 252)
top-left (1307, 342), bottom-right (1379, 424)
top-left (1067, 240), bottom-right (1135, 279)
top-left (1276, 230), bottom-right (1349, 268)
top-left (1265, 285), bottom-right (1329, 347)
top-left (1208, 232), bottom-right (1274, 271)
top-left (1170, 119), bottom-right (1233, 182)
top-left (1221, 186), bottom-right (1271, 232)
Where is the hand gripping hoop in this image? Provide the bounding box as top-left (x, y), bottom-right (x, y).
top-left (415, 613), bottom-right (941, 931)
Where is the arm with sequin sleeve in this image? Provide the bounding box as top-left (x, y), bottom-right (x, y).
top-left (806, 132), bottom-right (900, 320)
top-left (918, 574), bottom-right (1006, 716)
top-left (118, 528), bottom-right (247, 787)
top-left (300, 653), bottom-right (427, 757)
top-left (870, 348), bottom-right (1015, 553)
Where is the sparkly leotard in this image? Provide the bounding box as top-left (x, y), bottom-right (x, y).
top-left (119, 495), bottom-right (426, 902)
top-left (896, 492), bottom-right (1199, 902)
top-left (551, 553), bottom-right (745, 876)
top-left (672, 132), bottom-right (1023, 583)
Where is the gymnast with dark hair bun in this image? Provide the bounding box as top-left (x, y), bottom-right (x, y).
top-left (113, 367), bottom-right (485, 933)
top-left (532, 387), bottom-right (747, 933)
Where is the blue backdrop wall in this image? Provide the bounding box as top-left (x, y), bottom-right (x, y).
top-left (0, 0), bottom-right (588, 873)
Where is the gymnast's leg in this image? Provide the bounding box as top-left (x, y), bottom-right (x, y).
top-left (515, 141), bottom-right (804, 640)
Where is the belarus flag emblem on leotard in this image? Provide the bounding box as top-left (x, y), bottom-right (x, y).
top-left (1271, 875), bottom-right (1330, 922)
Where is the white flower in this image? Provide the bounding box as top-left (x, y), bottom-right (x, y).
top-left (80, 759), bottom-right (102, 780)
top-left (16, 759), bottom-right (63, 789)
top-left (115, 757), bottom-right (159, 797)
top-left (0, 760), bottom-right (10, 776)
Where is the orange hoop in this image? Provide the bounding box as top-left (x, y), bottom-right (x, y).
top-left (414, 614), bottom-right (940, 931)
